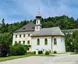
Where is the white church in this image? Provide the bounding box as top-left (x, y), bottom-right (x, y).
top-left (12, 10), bottom-right (66, 53)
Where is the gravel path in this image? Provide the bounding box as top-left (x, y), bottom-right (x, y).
top-left (0, 54), bottom-right (78, 64)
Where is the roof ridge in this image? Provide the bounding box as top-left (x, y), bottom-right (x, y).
top-left (42, 27), bottom-right (59, 29)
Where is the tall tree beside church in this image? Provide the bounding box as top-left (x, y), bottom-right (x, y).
top-left (2, 18), bottom-right (5, 27)
top-left (0, 18), bottom-right (6, 33)
top-left (72, 30), bottom-right (78, 52)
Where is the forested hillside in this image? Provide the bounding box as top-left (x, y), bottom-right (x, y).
top-left (0, 15), bottom-right (78, 45)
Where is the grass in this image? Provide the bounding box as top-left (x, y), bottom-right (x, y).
top-left (0, 55), bottom-right (28, 62)
top-left (0, 53), bottom-right (54, 62)
top-left (70, 52), bottom-right (78, 55)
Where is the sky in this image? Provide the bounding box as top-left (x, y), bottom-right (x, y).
top-left (0, 0), bottom-right (78, 23)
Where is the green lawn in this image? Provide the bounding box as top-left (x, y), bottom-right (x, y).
top-left (0, 54), bottom-right (54, 62)
top-left (0, 54), bottom-right (35, 62)
top-left (0, 55), bottom-right (27, 62)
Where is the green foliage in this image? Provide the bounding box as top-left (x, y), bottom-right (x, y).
top-left (65, 31), bottom-right (78, 52)
top-left (39, 16), bottom-right (76, 29)
top-left (38, 50), bottom-right (43, 54)
top-left (0, 44), bottom-right (10, 57)
top-left (53, 51), bottom-right (57, 54)
top-left (0, 33), bottom-right (12, 45)
top-left (45, 51), bottom-right (50, 55)
top-left (24, 45), bottom-right (31, 51)
top-left (65, 34), bottom-right (73, 52)
top-left (10, 44), bottom-right (26, 56)
top-left (72, 30), bottom-right (78, 52)
top-left (27, 51), bottom-right (36, 55)
top-left (0, 19), bottom-right (29, 45)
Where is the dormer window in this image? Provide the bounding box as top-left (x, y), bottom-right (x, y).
top-left (23, 27), bottom-right (25, 30)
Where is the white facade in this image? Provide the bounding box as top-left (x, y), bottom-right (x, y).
top-left (13, 32), bottom-right (33, 45)
top-left (32, 37), bottom-right (52, 51)
top-left (52, 37), bottom-right (65, 53)
top-left (32, 36), bottom-right (65, 53)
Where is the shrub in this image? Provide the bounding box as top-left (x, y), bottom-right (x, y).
top-left (24, 45), bottom-right (31, 51)
top-left (33, 51), bottom-right (36, 54)
top-left (10, 44), bottom-right (26, 55)
top-left (0, 44), bottom-right (10, 57)
top-left (45, 51), bottom-right (50, 55)
top-left (74, 49), bottom-right (78, 53)
top-left (27, 51), bottom-right (36, 55)
top-left (53, 51), bottom-right (57, 54)
top-left (38, 50), bottom-right (43, 54)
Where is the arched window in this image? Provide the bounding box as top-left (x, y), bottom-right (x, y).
top-left (37, 39), bottom-right (40, 45)
top-left (45, 38), bottom-right (48, 45)
top-left (54, 38), bottom-right (57, 45)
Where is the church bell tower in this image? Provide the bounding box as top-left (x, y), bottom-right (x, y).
top-left (35, 9), bottom-right (41, 31)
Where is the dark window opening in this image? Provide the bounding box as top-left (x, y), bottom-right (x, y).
top-left (54, 38), bottom-right (57, 45)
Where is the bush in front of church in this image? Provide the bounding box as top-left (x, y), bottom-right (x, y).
top-left (53, 51), bottom-right (57, 54)
top-left (45, 51), bottom-right (50, 55)
top-left (0, 44), bottom-right (10, 57)
top-left (23, 45), bottom-right (31, 51)
top-left (38, 50), bottom-right (43, 54)
top-left (10, 44), bottom-right (26, 56)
